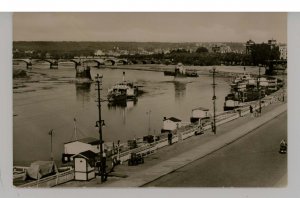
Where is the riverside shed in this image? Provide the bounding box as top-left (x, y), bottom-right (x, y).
top-left (73, 150), bottom-right (97, 181)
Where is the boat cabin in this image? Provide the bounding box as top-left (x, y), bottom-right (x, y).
top-left (175, 63), bottom-right (186, 75)
top-left (161, 117), bottom-right (182, 133)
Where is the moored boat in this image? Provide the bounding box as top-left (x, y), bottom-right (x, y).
top-left (224, 73), bottom-right (281, 111)
top-left (107, 72), bottom-right (138, 102)
top-left (163, 63), bottom-right (198, 77)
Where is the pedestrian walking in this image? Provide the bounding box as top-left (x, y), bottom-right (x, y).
top-left (211, 121), bottom-right (215, 132)
top-left (256, 109), bottom-right (261, 117)
top-left (168, 131), bottom-right (173, 145)
top-left (249, 105), bottom-right (253, 117)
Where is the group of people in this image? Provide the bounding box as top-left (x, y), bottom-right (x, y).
top-left (249, 105), bottom-right (261, 117)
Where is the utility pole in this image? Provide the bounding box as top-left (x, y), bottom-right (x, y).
top-left (282, 69), bottom-right (285, 102)
top-left (258, 66), bottom-right (262, 113)
top-left (48, 129), bottom-right (54, 161)
top-left (212, 67), bottom-right (217, 134)
top-left (73, 118), bottom-right (78, 140)
top-left (146, 110), bottom-right (151, 135)
top-left (95, 74), bottom-right (105, 183)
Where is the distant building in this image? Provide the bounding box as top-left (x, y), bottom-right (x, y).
top-left (94, 50), bottom-right (105, 56)
top-left (24, 50), bottom-right (34, 54)
top-left (268, 39), bottom-right (277, 49)
top-left (45, 52), bottom-right (51, 59)
top-left (279, 45), bottom-right (287, 60)
top-left (211, 44), bottom-right (231, 53)
top-left (245, 39), bottom-right (255, 54)
top-left (162, 117), bottom-right (182, 132)
top-left (220, 45), bottom-right (231, 53)
top-left (212, 45), bottom-right (221, 53)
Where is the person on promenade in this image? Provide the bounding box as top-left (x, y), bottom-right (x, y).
top-left (249, 105), bottom-right (253, 117)
top-left (168, 131), bottom-right (173, 145)
top-left (255, 109), bottom-right (261, 117)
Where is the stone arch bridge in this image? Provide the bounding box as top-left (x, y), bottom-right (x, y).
top-left (13, 57), bottom-right (129, 69)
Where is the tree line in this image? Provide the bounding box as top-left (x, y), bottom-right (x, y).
top-left (13, 42), bottom-right (281, 66)
top-left (121, 44), bottom-right (281, 66)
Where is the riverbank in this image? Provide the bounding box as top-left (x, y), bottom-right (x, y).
top-left (57, 96), bottom-right (286, 187)
top-left (103, 64), bottom-right (267, 76)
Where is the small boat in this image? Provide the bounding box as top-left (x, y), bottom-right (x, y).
top-left (186, 72), bottom-right (199, 77)
top-left (164, 63), bottom-right (198, 77)
top-left (107, 89), bottom-right (127, 102)
top-left (107, 72), bottom-right (138, 102)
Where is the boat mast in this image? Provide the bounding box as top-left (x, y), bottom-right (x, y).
top-left (73, 118), bottom-right (78, 140)
top-left (48, 129), bottom-right (54, 161)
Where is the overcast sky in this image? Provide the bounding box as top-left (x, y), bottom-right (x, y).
top-left (13, 13), bottom-right (287, 43)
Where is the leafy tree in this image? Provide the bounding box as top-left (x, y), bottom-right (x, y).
top-left (250, 44), bottom-right (280, 66)
top-left (196, 47), bottom-right (209, 53)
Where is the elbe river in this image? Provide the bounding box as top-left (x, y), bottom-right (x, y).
top-left (13, 64), bottom-right (231, 165)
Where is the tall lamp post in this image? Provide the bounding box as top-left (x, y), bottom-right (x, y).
top-left (95, 74), bottom-right (106, 183)
top-left (282, 66), bottom-right (286, 102)
top-left (146, 110), bottom-right (151, 135)
top-left (48, 129), bottom-right (54, 161)
top-left (257, 65), bottom-right (262, 113)
top-left (212, 67), bottom-right (217, 134)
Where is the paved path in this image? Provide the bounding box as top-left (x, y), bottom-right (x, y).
top-left (145, 112), bottom-right (287, 187)
top-left (58, 102), bottom-right (286, 187)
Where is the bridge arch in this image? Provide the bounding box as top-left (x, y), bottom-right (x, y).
top-left (13, 59), bottom-right (32, 69)
top-left (82, 59), bottom-right (104, 68)
top-left (116, 59), bottom-right (128, 65)
top-left (34, 59), bottom-right (58, 69)
top-left (58, 59), bottom-right (80, 69)
top-left (104, 59), bottom-right (116, 66)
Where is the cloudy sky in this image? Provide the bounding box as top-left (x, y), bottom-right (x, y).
top-left (13, 13), bottom-right (287, 43)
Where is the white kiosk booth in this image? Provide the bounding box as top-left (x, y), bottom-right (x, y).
top-left (72, 150), bottom-right (97, 181)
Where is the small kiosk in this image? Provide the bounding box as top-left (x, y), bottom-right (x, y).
top-left (190, 107), bottom-right (211, 123)
top-left (72, 150), bottom-right (97, 181)
top-left (161, 117), bottom-right (182, 133)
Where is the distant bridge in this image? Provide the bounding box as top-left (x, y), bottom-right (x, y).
top-left (13, 57), bottom-right (129, 70)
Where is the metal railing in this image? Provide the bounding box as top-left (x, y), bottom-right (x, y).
top-left (20, 169), bottom-right (74, 188)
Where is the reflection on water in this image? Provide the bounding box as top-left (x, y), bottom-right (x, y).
top-left (107, 100), bottom-right (137, 110)
top-left (173, 80), bottom-right (187, 101)
top-left (107, 100), bottom-right (137, 124)
top-left (13, 67), bottom-right (230, 164)
top-left (75, 82), bottom-right (91, 103)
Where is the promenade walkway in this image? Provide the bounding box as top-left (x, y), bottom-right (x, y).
top-left (58, 102), bottom-right (287, 188)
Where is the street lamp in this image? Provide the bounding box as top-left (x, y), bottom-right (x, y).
top-left (48, 129), bottom-right (54, 161)
top-left (212, 66), bottom-right (217, 134)
top-left (95, 74), bottom-right (106, 183)
top-left (257, 65), bottom-right (262, 114)
top-left (146, 110), bottom-right (151, 135)
top-left (95, 120), bottom-right (105, 128)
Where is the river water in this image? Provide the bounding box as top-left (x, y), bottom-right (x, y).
top-left (13, 64), bottom-right (231, 165)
